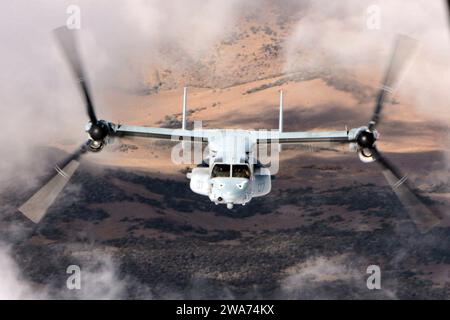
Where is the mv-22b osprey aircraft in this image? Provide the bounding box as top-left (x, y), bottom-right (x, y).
top-left (19, 27), bottom-right (442, 233)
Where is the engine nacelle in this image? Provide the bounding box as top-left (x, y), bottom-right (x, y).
top-left (84, 120), bottom-right (112, 153)
top-left (358, 148), bottom-right (376, 163)
top-left (188, 167), bottom-right (210, 196)
top-left (349, 127), bottom-right (379, 163)
top-left (88, 139), bottom-right (106, 152)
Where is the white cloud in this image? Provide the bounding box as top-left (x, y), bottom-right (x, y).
top-left (0, 244), bottom-right (48, 299)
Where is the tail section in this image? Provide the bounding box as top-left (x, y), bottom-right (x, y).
top-left (279, 90), bottom-right (283, 133)
top-left (182, 86), bottom-right (188, 130)
top-left (278, 90), bottom-right (284, 152)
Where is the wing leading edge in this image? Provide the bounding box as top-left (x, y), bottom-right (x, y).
top-left (113, 124), bottom-right (210, 142)
top-left (255, 130), bottom-right (353, 144)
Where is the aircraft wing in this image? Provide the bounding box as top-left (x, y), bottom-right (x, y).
top-left (114, 125), bottom-right (355, 147)
top-left (113, 124), bottom-right (210, 141)
top-left (255, 130), bottom-right (353, 144)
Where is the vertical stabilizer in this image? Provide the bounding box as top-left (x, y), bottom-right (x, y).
top-left (278, 90), bottom-right (284, 152)
top-left (279, 90), bottom-right (284, 132)
top-left (182, 87), bottom-right (188, 130)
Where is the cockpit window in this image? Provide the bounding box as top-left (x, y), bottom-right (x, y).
top-left (232, 165), bottom-right (251, 179)
top-left (212, 164), bottom-right (231, 178)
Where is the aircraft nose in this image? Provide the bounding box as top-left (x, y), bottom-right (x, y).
top-left (211, 178), bottom-right (249, 204)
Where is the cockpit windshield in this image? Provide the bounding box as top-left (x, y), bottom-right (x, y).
top-left (212, 164), bottom-right (231, 178)
top-left (232, 164), bottom-right (251, 179)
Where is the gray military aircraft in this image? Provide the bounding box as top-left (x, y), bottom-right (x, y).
top-left (18, 27), bottom-right (442, 233)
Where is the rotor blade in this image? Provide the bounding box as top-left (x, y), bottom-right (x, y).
top-left (369, 35), bottom-right (419, 131)
top-left (54, 26), bottom-right (98, 124)
top-left (447, 0), bottom-right (450, 24)
top-left (18, 142), bottom-right (89, 223)
top-left (371, 148), bottom-right (441, 233)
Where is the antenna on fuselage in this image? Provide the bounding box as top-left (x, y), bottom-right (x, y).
top-left (182, 86), bottom-right (188, 130)
top-left (279, 90), bottom-right (283, 133)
